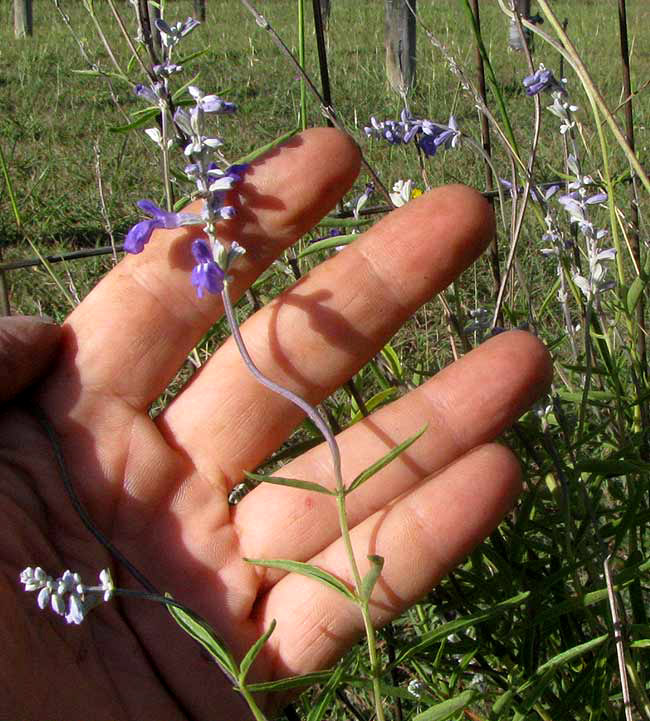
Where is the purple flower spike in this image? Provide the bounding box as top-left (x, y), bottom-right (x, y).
top-left (124, 200), bottom-right (200, 254)
top-left (191, 239), bottom-right (225, 298)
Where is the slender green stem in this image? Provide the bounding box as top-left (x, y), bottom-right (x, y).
top-left (238, 685), bottom-right (269, 721)
top-left (222, 282), bottom-right (385, 720)
top-left (106, 0), bottom-right (154, 82)
top-left (161, 94), bottom-right (174, 212)
top-left (334, 489), bottom-right (385, 721)
top-left (221, 283), bottom-right (343, 488)
top-left (0, 142), bottom-right (21, 226)
top-left (297, 0), bottom-right (307, 131)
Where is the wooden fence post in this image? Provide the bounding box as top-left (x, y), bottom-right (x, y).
top-left (320, 0), bottom-right (331, 28)
top-left (194, 0), bottom-right (206, 23)
top-left (14, 0), bottom-right (33, 38)
top-left (147, 1), bottom-right (162, 54)
top-left (384, 0), bottom-right (416, 96)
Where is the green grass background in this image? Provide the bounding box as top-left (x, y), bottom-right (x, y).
top-left (2, 2), bottom-right (650, 720)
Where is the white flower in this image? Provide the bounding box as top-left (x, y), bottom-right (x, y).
top-left (51, 593), bottom-right (66, 616)
top-left (99, 569), bottom-right (115, 602)
top-left (65, 594), bottom-right (86, 625)
top-left (37, 587), bottom-right (51, 610)
top-left (390, 179), bottom-right (413, 207)
top-left (144, 128), bottom-right (174, 150)
top-left (20, 566), bottom-right (117, 626)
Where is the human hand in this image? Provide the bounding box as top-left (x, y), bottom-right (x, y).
top-left (0, 129), bottom-right (551, 720)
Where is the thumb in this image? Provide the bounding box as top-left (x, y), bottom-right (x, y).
top-left (0, 316), bottom-right (62, 403)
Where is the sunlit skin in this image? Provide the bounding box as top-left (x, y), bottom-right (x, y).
top-left (0, 128), bottom-right (551, 720)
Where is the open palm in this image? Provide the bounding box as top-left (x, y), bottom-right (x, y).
top-left (0, 129), bottom-right (551, 720)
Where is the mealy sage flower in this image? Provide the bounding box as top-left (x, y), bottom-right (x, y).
top-left (124, 200), bottom-right (202, 254)
top-left (523, 64), bottom-right (563, 96)
top-left (20, 567), bottom-right (115, 626)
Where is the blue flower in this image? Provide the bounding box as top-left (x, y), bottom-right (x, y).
top-left (433, 116), bottom-right (460, 150)
top-left (134, 82), bottom-right (163, 105)
top-left (155, 16), bottom-right (200, 49)
top-left (188, 86), bottom-right (236, 115)
top-left (366, 111), bottom-right (460, 157)
top-left (191, 239), bottom-right (225, 297)
top-left (418, 131), bottom-right (440, 157)
top-left (124, 200), bottom-right (201, 254)
top-left (523, 65), bottom-right (560, 96)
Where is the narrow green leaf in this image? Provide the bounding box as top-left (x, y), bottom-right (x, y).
top-left (297, 234), bottom-right (356, 259)
top-left (515, 668), bottom-right (556, 716)
top-left (381, 342), bottom-right (403, 380)
top-left (245, 558), bottom-right (357, 601)
top-left (171, 72), bottom-right (202, 103)
top-left (413, 690), bottom-right (478, 721)
top-left (369, 359), bottom-right (392, 391)
top-left (72, 69), bottom-right (128, 83)
top-left (536, 634), bottom-right (607, 673)
top-left (349, 387), bottom-right (397, 424)
top-left (627, 276), bottom-right (647, 314)
top-left (235, 127), bottom-right (300, 166)
top-left (317, 215), bottom-right (373, 228)
top-left (173, 195), bottom-right (192, 212)
top-left (360, 555), bottom-right (384, 601)
top-left (109, 108), bottom-right (159, 134)
top-left (126, 53), bottom-right (138, 74)
top-left (244, 470), bottom-right (334, 495)
top-left (306, 663), bottom-right (346, 721)
top-left (346, 676), bottom-right (426, 701)
top-left (394, 591), bottom-right (530, 665)
top-left (575, 458), bottom-right (650, 475)
top-left (490, 688), bottom-right (516, 718)
top-left (166, 595), bottom-right (238, 677)
top-left (175, 48), bottom-right (214, 67)
top-left (245, 669), bottom-right (334, 693)
top-left (347, 425), bottom-right (427, 494)
top-left (557, 389), bottom-right (616, 404)
top-left (239, 619), bottom-right (276, 682)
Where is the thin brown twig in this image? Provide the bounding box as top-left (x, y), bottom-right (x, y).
top-left (604, 555), bottom-right (634, 721)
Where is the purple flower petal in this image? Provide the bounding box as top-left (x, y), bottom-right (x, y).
top-left (219, 206), bottom-right (237, 219)
top-left (522, 66), bottom-right (559, 96)
top-left (586, 192), bottom-right (608, 205)
top-left (418, 133), bottom-right (438, 157)
top-left (124, 219), bottom-right (156, 254)
top-left (191, 240), bottom-right (225, 298)
top-left (136, 199), bottom-right (165, 218)
top-left (191, 238), bottom-right (213, 264)
top-left (227, 164), bottom-right (249, 181)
